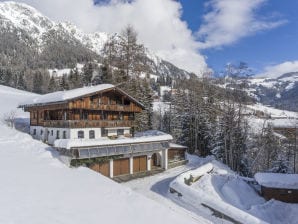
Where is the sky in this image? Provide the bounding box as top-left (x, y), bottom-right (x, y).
top-left (6, 0), bottom-right (298, 77)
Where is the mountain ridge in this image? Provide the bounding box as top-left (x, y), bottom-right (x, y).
top-left (0, 1), bottom-right (191, 79)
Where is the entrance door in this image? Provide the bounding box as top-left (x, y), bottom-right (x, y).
top-left (151, 153), bottom-right (161, 168)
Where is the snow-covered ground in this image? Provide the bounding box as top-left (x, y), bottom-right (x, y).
top-left (125, 155), bottom-right (298, 224)
top-left (246, 103), bottom-right (298, 119)
top-left (0, 85), bottom-right (203, 224)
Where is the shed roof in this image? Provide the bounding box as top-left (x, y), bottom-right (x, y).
top-left (254, 172), bottom-right (298, 190)
top-left (169, 143), bottom-right (187, 149)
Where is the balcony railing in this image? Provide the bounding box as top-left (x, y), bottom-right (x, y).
top-left (44, 120), bottom-right (134, 128)
top-left (71, 104), bottom-right (142, 112)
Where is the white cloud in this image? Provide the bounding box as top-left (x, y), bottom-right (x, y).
top-left (257, 61), bottom-right (298, 78)
top-left (1, 0), bottom-right (287, 74)
top-left (197, 0), bottom-right (287, 49)
top-left (12, 0), bottom-right (208, 74)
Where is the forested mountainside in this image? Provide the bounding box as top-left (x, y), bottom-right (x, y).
top-left (0, 1), bottom-right (190, 92)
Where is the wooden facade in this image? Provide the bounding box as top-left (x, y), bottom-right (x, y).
top-left (24, 87), bottom-right (144, 129)
top-left (133, 156), bottom-right (147, 173)
top-left (261, 186), bottom-right (298, 203)
top-left (90, 161), bottom-right (110, 177)
top-left (113, 158), bottom-right (130, 176)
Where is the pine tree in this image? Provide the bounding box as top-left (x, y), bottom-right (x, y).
top-left (68, 68), bottom-right (82, 89)
top-left (32, 72), bottom-right (43, 94)
top-left (59, 74), bottom-right (69, 90)
top-left (17, 72), bottom-right (26, 90)
top-left (82, 62), bottom-right (94, 86)
top-left (48, 76), bottom-right (57, 92)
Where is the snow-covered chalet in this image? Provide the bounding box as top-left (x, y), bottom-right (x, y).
top-left (20, 84), bottom-right (188, 179)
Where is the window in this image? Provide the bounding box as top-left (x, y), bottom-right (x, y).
top-left (63, 131), bottom-right (67, 139)
top-left (40, 129), bottom-right (43, 136)
top-left (89, 130), bottom-right (95, 139)
top-left (33, 129), bottom-right (36, 135)
top-left (117, 129), bottom-right (124, 136)
top-left (51, 130), bottom-right (53, 136)
top-left (56, 130), bottom-right (60, 139)
top-left (78, 131), bottom-right (84, 139)
top-left (101, 128), bottom-right (108, 137)
top-left (124, 99), bottom-right (130, 105)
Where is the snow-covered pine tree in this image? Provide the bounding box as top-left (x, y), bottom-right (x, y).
top-left (59, 74), bottom-right (69, 90)
top-left (17, 72), bottom-right (26, 90)
top-left (48, 75), bottom-right (57, 92)
top-left (68, 68), bottom-right (82, 89)
top-left (82, 62), bottom-right (94, 86)
top-left (32, 71), bottom-right (43, 94)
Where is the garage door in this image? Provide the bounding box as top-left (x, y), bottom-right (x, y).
top-left (133, 156), bottom-right (147, 173)
top-left (113, 158), bottom-right (130, 176)
top-left (90, 161), bottom-right (110, 177)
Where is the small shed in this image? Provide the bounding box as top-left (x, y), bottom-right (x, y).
top-left (168, 143), bottom-right (188, 168)
top-left (254, 172), bottom-right (298, 203)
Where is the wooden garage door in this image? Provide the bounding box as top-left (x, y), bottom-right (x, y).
top-left (90, 162), bottom-right (110, 177)
top-left (113, 158), bottom-right (130, 176)
top-left (133, 156), bottom-right (147, 173)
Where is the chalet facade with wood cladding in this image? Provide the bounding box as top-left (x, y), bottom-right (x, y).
top-left (21, 84), bottom-right (143, 144)
top-left (20, 84), bottom-right (188, 179)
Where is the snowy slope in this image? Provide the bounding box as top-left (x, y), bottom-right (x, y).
top-left (0, 85), bottom-right (201, 224)
top-left (169, 157), bottom-right (298, 224)
top-left (245, 72), bottom-right (298, 111)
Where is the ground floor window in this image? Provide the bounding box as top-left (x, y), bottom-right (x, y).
top-left (101, 128), bottom-right (108, 137)
top-left (89, 130), bottom-right (95, 139)
top-left (63, 131), bottom-right (67, 139)
top-left (78, 130), bottom-right (84, 139)
top-left (56, 130), bottom-right (60, 139)
top-left (117, 129), bottom-right (124, 136)
top-left (33, 129), bottom-right (36, 135)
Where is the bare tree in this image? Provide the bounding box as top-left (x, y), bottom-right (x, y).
top-left (2, 110), bottom-right (17, 128)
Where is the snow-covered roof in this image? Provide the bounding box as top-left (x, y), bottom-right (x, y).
top-left (254, 172), bottom-right (298, 190)
top-left (19, 84), bottom-right (144, 108)
top-left (169, 143), bottom-right (187, 149)
top-left (20, 84), bottom-right (114, 106)
top-left (54, 132), bottom-right (173, 150)
top-left (268, 119), bottom-right (298, 128)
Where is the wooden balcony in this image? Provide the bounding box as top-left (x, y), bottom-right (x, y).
top-left (70, 103), bottom-right (142, 113)
top-left (43, 120), bottom-right (134, 128)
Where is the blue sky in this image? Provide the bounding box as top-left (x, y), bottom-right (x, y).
top-left (178, 0), bottom-right (298, 74)
top-left (12, 0), bottom-right (298, 76)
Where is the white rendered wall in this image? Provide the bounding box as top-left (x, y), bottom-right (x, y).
top-left (30, 126), bottom-right (132, 145)
top-left (30, 126), bottom-right (46, 141)
top-left (69, 128), bottom-right (102, 140)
